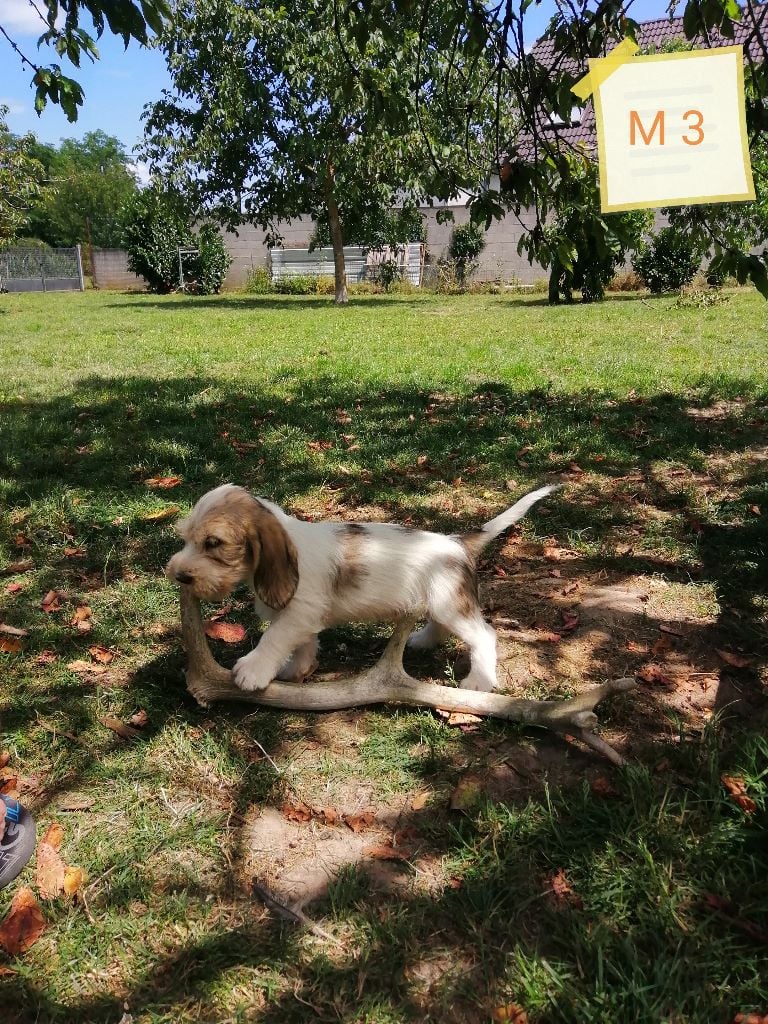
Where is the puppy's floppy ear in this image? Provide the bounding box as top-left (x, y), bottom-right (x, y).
top-left (245, 499), bottom-right (299, 609)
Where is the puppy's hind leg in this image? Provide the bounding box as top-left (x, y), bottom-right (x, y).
top-left (436, 609), bottom-right (498, 692)
top-left (407, 620), bottom-right (450, 651)
top-left (277, 635), bottom-right (319, 682)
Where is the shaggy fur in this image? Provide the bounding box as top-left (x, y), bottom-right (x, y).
top-left (166, 483), bottom-right (560, 693)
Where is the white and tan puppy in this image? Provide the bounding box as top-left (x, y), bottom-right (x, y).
top-left (166, 483), bottom-right (560, 693)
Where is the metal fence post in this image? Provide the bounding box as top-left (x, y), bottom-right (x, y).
top-left (76, 244), bottom-right (85, 291)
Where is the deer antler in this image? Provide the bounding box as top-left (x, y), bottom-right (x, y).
top-left (179, 587), bottom-right (635, 765)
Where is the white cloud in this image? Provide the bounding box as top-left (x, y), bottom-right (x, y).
top-left (0, 96), bottom-right (27, 116)
top-left (0, 0), bottom-right (63, 36)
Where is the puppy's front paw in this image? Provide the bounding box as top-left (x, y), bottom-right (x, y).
top-left (232, 655), bottom-right (273, 692)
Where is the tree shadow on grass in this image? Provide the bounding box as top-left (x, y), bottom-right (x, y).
top-left (0, 373), bottom-right (766, 1021)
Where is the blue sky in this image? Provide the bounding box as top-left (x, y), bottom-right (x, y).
top-left (0, 0), bottom-right (676, 162)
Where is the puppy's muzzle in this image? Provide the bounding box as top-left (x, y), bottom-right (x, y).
top-left (175, 570), bottom-right (194, 585)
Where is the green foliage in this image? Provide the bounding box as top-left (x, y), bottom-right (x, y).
top-left (447, 222), bottom-right (486, 284)
top-left (141, 0), bottom-right (499, 302)
top-left (0, 106), bottom-right (48, 243)
top-left (374, 258), bottom-right (403, 291)
top-left (122, 186), bottom-right (230, 294)
top-left (20, 131), bottom-right (138, 249)
top-left (676, 285), bottom-right (730, 308)
top-left (310, 205), bottom-right (426, 252)
top-left (633, 228), bottom-right (702, 295)
top-left (521, 153), bottom-right (651, 304)
top-left (244, 265), bottom-right (274, 294)
top-left (273, 274), bottom-right (323, 295)
top-left (2, 0), bottom-right (170, 121)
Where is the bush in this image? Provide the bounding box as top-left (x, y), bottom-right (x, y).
top-left (609, 270), bottom-right (645, 292)
top-left (447, 223), bottom-right (486, 284)
top-left (244, 265), bottom-right (273, 293)
top-left (273, 274), bottom-right (322, 294)
top-left (632, 228), bottom-right (701, 294)
top-left (122, 187), bottom-right (231, 295)
top-left (372, 258), bottom-right (403, 292)
top-left (676, 285), bottom-right (730, 309)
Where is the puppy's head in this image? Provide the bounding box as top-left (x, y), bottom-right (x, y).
top-left (165, 484), bottom-right (299, 607)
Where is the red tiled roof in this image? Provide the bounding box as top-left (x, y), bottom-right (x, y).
top-left (515, 5), bottom-right (768, 159)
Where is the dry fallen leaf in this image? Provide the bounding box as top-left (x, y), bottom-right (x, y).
top-left (492, 1005), bottom-right (529, 1024)
top-left (721, 775), bottom-right (757, 814)
top-left (411, 791), bottom-right (430, 811)
top-left (34, 650), bottom-right (58, 666)
top-left (733, 1013), bottom-right (768, 1023)
top-left (41, 823), bottom-right (64, 851)
top-left (145, 475), bottom-right (183, 489)
top-left (100, 716), bottom-right (144, 741)
top-left (435, 709), bottom-right (483, 727)
top-left (651, 634), bottom-right (674, 657)
top-left (0, 637), bottom-right (22, 655)
top-left (636, 663), bottom-right (677, 690)
top-left (128, 709), bottom-right (149, 728)
top-left (70, 605), bottom-right (92, 626)
top-left (281, 801), bottom-right (313, 824)
top-left (550, 868), bottom-right (583, 908)
top-left (0, 776), bottom-right (19, 798)
top-left (364, 843), bottom-right (411, 862)
top-left (57, 794), bottom-right (95, 812)
top-left (560, 611), bottom-right (579, 632)
top-left (5, 582), bottom-right (24, 595)
top-left (36, 841), bottom-right (66, 900)
top-left (716, 650), bottom-right (753, 670)
top-left (0, 887), bottom-right (47, 955)
top-left (63, 866), bottom-right (85, 896)
top-left (63, 547), bottom-right (86, 558)
top-left (0, 560), bottom-right (33, 576)
top-left (0, 623), bottom-right (28, 637)
top-left (142, 505), bottom-right (181, 522)
top-left (88, 645), bottom-right (114, 664)
top-left (316, 807), bottom-right (339, 825)
top-left (0, 752), bottom-right (8, 770)
top-left (343, 810), bottom-right (376, 832)
top-left (590, 776), bottom-right (619, 799)
top-left (449, 774), bottom-right (484, 812)
top-left (40, 590), bottom-right (63, 613)
top-left (203, 620), bottom-right (247, 644)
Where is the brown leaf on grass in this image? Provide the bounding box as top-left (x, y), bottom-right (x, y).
top-left (747, 505), bottom-right (762, 517)
top-left (203, 620), bottom-right (247, 644)
top-left (142, 505), bottom-right (181, 523)
top-left (34, 650), bottom-right (58, 666)
top-left (733, 1013), bottom-right (768, 1023)
top-left (281, 801), bottom-right (313, 824)
top-left (128, 709), bottom-right (149, 728)
top-left (57, 794), bottom-right (95, 812)
top-left (411, 792), bottom-right (430, 811)
top-left (0, 560), bottom-right (33, 576)
top-left (0, 965), bottom-right (17, 976)
top-left (41, 823), bottom-right (64, 851)
top-left (0, 623), bottom-right (28, 637)
top-left (63, 547), bottom-right (85, 558)
top-left (70, 605), bottom-right (91, 625)
top-left (590, 776), bottom-right (619, 798)
top-left (67, 660), bottom-right (107, 675)
top-left (435, 709), bottom-right (483, 727)
top-left (721, 775), bottom-right (758, 814)
top-left (0, 752), bottom-right (8, 770)
top-left (0, 638), bottom-right (22, 655)
top-left (316, 807), bottom-right (339, 825)
top-left (36, 841), bottom-right (66, 900)
top-left (651, 634), bottom-right (674, 657)
top-left (449, 774), bottom-right (484, 812)
top-left (88, 645), bottom-right (114, 664)
top-left (535, 629), bottom-right (562, 644)
top-left (636, 663), bottom-right (677, 690)
top-left (100, 716), bottom-right (143, 741)
top-left (307, 440), bottom-right (332, 452)
top-left (14, 533), bottom-right (30, 548)
top-left (543, 545), bottom-right (566, 561)
top-left (343, 810), bottom-right (376, 832)
top-left (560, 611), bottom-right (579, 633)
top-left (364, 843), bottom-right (412, 862)
top-left (0, 887), bottom-right (47, 955)
top-left (63, 866), bottom-right (85, 896)
top-left (40, 590), bottom-right (63, 613)
top-left (0, 776), bottom-right (19, 797)
top-left (716, 650), bottom-right (753, 669)
top-left (144, 475), bottom-right (182, 489)
top-left (550, 868), bottom-right (583, 908)
top-left (5, 582), bottom-right (24, 594)
top-left (492, 1005), bottom-right (529, 1024)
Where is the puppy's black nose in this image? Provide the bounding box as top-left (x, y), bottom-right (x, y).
top-left (175, 571), bottom-right (194, 585)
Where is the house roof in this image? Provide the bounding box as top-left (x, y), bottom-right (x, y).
top-left (515, 5), bottom-right (768, 159)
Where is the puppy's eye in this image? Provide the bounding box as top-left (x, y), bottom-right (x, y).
top-left (204, 536), bottom-right (222, 550)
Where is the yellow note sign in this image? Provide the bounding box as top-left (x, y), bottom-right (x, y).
top-left (573, 42), bottom-right (755, 212)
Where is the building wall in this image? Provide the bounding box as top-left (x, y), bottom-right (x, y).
top-left (92, 249), bottom-right (146, 291)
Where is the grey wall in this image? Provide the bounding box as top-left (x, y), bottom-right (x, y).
top-left (92, 249), bottom-right (146, 291)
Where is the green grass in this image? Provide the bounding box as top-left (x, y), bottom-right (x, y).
top-left (0, 289), bottom-right (766, 1023)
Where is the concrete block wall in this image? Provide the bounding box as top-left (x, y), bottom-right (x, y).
top-left (92, 249), bottom-right (146, 291)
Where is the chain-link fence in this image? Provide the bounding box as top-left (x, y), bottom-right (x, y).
top-left (0, 246), bottom-right (84, 292)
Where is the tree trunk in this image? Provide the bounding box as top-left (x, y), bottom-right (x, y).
top-left (324, 164), bottom-right (348, 305)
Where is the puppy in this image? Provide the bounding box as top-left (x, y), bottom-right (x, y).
top-left (166, 483), bottom-right (560, 693)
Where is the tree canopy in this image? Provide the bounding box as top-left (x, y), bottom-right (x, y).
top-left (0, 0), bottom-right (169, 121)
top-left (0, 105), bottom-right (48, 244)
top-left (20, 130), bottom-right (138, 248)
top-left (141, 0), bottom-right (504, 302)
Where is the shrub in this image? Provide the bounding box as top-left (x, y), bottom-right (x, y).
top-left (447, 222), bottom-right (486, 284)
top-left (373, 258), bottom-right (403, 291)
top-left (632, 228), bottom-right (701, 294)
top-left (676, 285), bottom-right (730, 308)
top-left (244, 265), bottom-right (274, 293)
top-left (122, 187), bottom-right (231, 294)
top-left (608, 270), bottom-right (645, 292)
top-left (273, 274), bottom-right (321, 294)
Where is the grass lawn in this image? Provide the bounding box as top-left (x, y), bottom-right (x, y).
top-left (0, 288), bottom-right (766, 1023)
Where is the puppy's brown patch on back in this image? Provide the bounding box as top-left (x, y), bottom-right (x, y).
top-left (448, 556), bottom-right (479, 617)
top-left (333, 523), bottom-right (370, 592)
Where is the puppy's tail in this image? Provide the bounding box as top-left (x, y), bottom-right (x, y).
top-left (460, 483), bottom-right (562, 557)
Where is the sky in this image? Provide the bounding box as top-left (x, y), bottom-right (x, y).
top-left (0, 0), bottom-right (678, 163)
